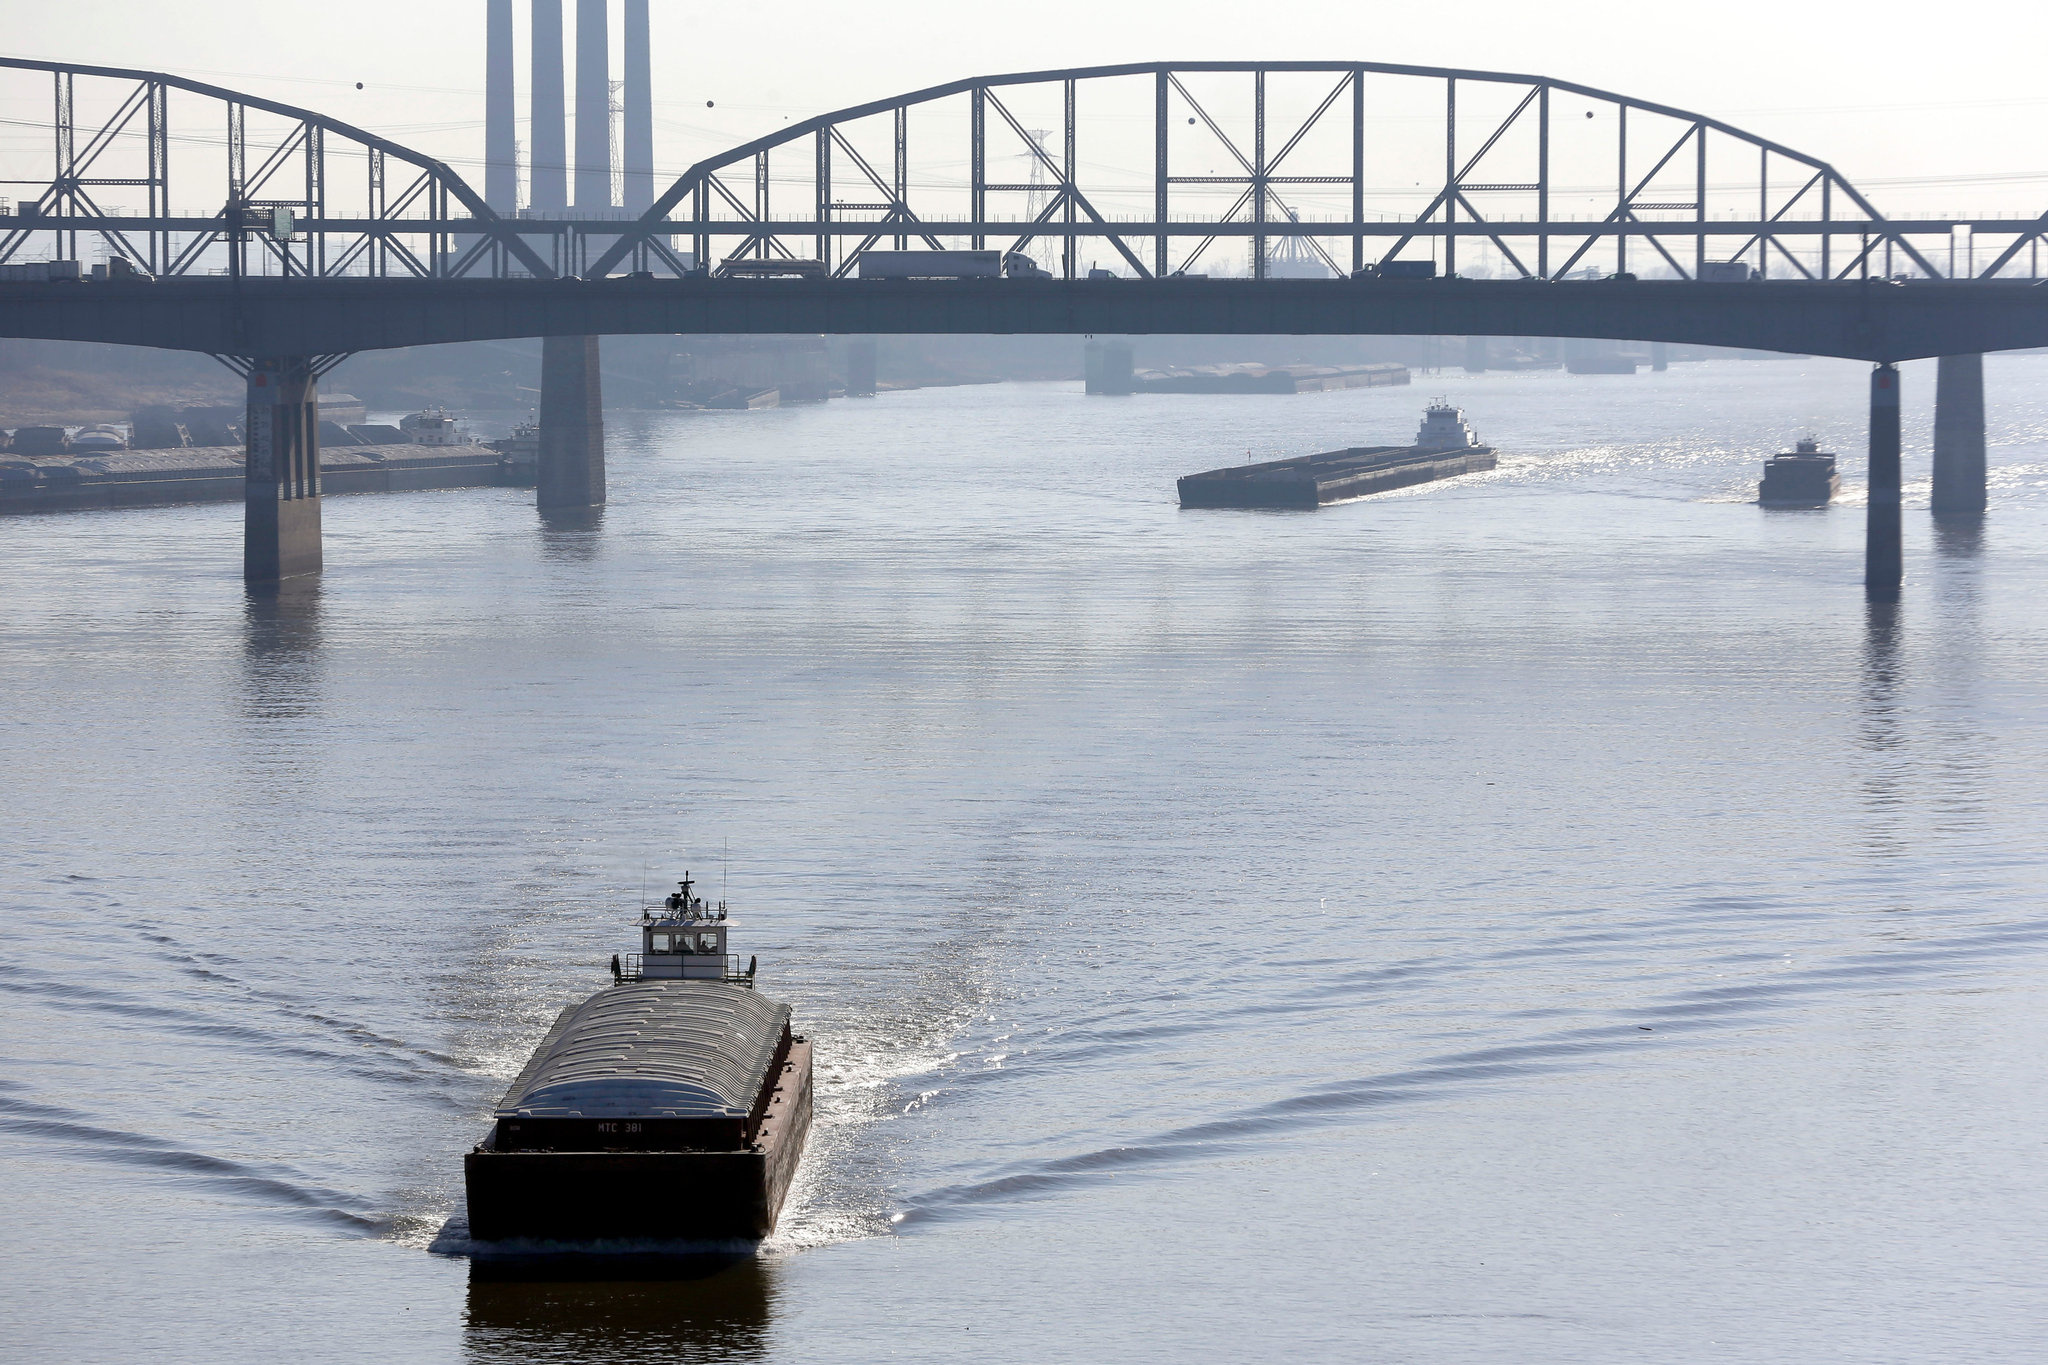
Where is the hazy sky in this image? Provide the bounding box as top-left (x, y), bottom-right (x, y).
top-left (9, 0), bottom-right (2048, 216)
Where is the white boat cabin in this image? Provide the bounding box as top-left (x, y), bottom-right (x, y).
top-left (619, 874), bottom-right (748, 982)
top-left (399, 409), bottom-right (468, 446)
top-left (1414, 400), bottom-right (1483, 452)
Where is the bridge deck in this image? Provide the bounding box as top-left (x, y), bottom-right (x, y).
top-left (3, 277), bottom-right (2042, 362)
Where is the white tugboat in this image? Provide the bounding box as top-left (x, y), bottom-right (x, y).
top-left (464, 875), bottom-right (813, 1243)
top-left (488, 413), bottom-right (540, 488)
top-left (1414, 399), bottom-right (1484, 452)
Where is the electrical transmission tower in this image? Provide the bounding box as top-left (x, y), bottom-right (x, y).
top-left (1023, 129), bottom-right (1055, 272)
top-left (609, 79), bottom-right (625, 209)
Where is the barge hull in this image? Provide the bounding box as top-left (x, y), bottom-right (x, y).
top-left (1178, 447), bottom-right (1496, 509)
top-left (464, 1039), bottom-right (813, 1243)
top-left (1313, 449), bottom-right (1496, 505)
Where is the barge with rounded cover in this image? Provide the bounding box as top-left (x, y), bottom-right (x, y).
top-left (1178, 401), bottom-right (1496, 509)
top-left (464, 876), bottom-right (812, 1243)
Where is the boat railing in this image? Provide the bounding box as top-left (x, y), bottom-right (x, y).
top-left (614, 953), bottom-right (757, 986)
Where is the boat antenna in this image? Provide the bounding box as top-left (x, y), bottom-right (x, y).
top-left (722, 838), bottom-right (729, 907)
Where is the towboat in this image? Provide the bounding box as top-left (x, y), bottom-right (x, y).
top-left (1759, 437), bottom-right (1840, 508)
top-left (464, 875), bottom-right (813, 1243)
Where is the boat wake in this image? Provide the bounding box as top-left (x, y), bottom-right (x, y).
top-left (0, 1084), bottom-right (384, 1232)
top-left (887, 905), bottom-right (2048, 1226)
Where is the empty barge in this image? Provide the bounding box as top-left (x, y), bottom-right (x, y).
top-left (464, 876), bottom-right (813, 1244)
top-left (1178, 401), bottom-right (1497, 509)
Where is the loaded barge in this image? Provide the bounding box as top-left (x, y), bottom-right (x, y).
top-left (464, 876), bottom-right (813, 1244)
top-left (1178, 401), bottom-right (1497, 509)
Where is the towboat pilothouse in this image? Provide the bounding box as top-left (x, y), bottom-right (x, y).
top-left (464, 876), bottom-right (813, 1244)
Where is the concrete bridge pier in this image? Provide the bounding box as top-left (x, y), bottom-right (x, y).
top-left (846, 339), bottom-right (878, 396)
top-left (538, 335), bottom-right (606, 509)
top-left (1084, 340), bottom-right (1134, 395)
top-left (1866, 363), bottom-right (1903, 602)
top-left (1932, 353), bottom-right (1987, 519)
top-left (244, 358), bottom-right (323, 584)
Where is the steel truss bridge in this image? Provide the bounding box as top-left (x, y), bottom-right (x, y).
top-left (1, 54), bottom-right (2023, 600)
top-left (2, 55), bottom-right (2047, 362)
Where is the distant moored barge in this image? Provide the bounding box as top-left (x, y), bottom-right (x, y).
top-left (464, 876), bottom-right (812, 1244)
top-left (1178, 401), bottom-right (1497, 509)
top-left (1131, 361), bottom-right (1409, 394)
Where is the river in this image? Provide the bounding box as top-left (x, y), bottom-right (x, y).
top-left (4, 354), bottom-right (2046, 1362)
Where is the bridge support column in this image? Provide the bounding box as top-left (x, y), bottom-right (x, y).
top-left (1932, 353), bottom-right (1987, 520)
top-left (1651, 342), bottom-right (1669, 372)
top-left (1463, 336), bottom-right (1488, 373)
top-left (244, 358), bottom-right (322, 584)
top-left (1083, 340), bottom-right (1133, 396)
top-left (1866, 363), bottom-right (1903, 602)
top-left (538, 335), bottom-right (605, 509)
top-left (846, 339), bottom-right (877, 397)
top-left (1105, 341), bottom-right (1133, 394)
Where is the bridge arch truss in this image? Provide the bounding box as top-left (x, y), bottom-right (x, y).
top-left (594, 61), bottom-right (2045, 284)
top-left (2, 57), bottom-right (2043, 288)
top-left (0, 56), bottom-right (553, 280)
